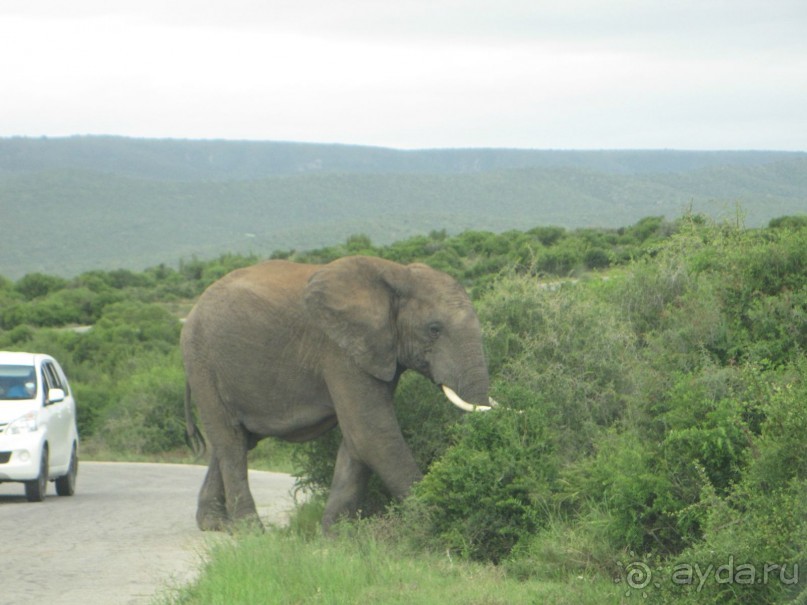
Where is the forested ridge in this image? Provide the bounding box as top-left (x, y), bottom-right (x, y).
top-left (2, 136), bottom-right (805, 279)
top-left (4, 136), bottom-right (802, 179)
top-left (2, 213), bottom-right (806, 603)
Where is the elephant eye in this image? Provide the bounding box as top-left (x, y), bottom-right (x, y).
top-left (428, 322), bottom-right (443, 338)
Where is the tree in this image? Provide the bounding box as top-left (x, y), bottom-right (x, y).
top-left (14, 273), bottom-right (68, 300)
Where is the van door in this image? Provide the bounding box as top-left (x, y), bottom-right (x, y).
top-left (41, 361), bottom-right (71, 470)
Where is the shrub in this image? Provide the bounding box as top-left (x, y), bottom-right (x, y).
top-left (583, 247), bottom-right (611, 269)
top-left (561, 428), bottom-right (686, 553)
top-left (617, 252), bottom-right (691, 337)
top-left (528, 226), bottom-right (566, 247)
top-left (657, 360), bottom-right (807, 604)
top-left (24, 287), bottom-right (112, 327)
top-left (72, 300), bottom-right (181, 371)
top-left (741, 287), bottom-right (807, 364)
top-left (768, 214), bottom-right (807, 230)
top-left (535, 240), bottom-right (584, 276)
top-left (658, 369), bottom-right (752, 496)
top-left (621, 215), bottom-right (669, 244)
top-left (0, 324), bottom-right (35, 346)
top-left (481, 272), bottom-right (637, 458)
top-left (96, 356), bottom-right (187, 454)
top-left (14, 272), bottom-right (68, 300)
top-left (406, 383), bottom-right (556, 562)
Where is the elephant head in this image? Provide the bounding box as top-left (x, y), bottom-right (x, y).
top-left (304, 256), bottom-right (493, 410)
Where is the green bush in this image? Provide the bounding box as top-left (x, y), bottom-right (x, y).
top-left (535, 239), bottom-right (585, 276)
top-left (528, 226), bottom-right (566, 247)
top-left (72, 379), bottom-right (115, 438)
top-left (769, 214), bottom-right (807, 230)
top-left (1, 290), bottom-right (103, 328)
top-left (14, 272), bottom-right (68, 300)
top-left (481, 272), bottom-right (637, 457)
top-left (583, 247), bottom-right (611, 269)
top-left (72, 300), bottom-right (181, 371)
top-left (617, 252), bottom-right (692, 337)
top-left (621, 216), bottom-right (669, 244)
top-left (658, 369), bottom-right (752, 496)
top-left (406, 384), bottom-right (555, 562)
top-left (742, 287), bottom-right (807, 364)
top-left (95, 355), bottom-right (187, 454)
top-left (0, 324), bottom-right (35, 346)
top-left (562, 429), bottom-right (675, 551)
top-left (657, 360), bottom-right (807, 604)
top-left (561, 366), bottom-right (758, 556)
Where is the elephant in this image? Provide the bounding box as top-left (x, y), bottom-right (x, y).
top-left (181, 255), bottom-right (495, 533)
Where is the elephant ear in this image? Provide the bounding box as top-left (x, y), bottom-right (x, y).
top-left (303, 256), bottom-right (409, 382)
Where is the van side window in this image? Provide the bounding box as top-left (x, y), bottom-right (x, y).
top-left (42, 362), bottom-right (64, 391)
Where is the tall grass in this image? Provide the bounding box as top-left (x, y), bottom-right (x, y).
top-left (159, 513), bottom-right (625, 605)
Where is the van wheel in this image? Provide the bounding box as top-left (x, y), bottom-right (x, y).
top-left (56, 445), bottom-right (78, 496)
top-left (25, 446), bottom-right (48, 502)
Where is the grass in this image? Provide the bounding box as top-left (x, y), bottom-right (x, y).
top-left (157, 501), bottom-right (628, 605)
top-left (158, 531), bottom-right (626, 605)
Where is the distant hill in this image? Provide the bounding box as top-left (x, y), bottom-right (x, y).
top-left (2, 136), bottom-right (802, 179)
top-left (1, 136), bottom-right (805, 279)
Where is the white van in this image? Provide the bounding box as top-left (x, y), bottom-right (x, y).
top-left (0, 352), bottom-right (79, 501)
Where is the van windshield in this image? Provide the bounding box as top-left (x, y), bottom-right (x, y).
top-left (0, 365), bottom-right (38, 400)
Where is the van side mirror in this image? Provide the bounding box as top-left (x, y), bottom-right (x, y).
top-left (47, 388), bottom-right (66, 404)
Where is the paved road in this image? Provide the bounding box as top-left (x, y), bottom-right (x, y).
top-left (0, 462), bottom-right (297, 605)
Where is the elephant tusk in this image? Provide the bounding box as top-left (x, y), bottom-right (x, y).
top-left (441, 385), bottom-right (493, 412)
top-left (488, 397), bottom-right (500, 408)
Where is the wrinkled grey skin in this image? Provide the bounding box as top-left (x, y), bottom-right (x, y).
top-left (181, 256), bottom-right (490, 533)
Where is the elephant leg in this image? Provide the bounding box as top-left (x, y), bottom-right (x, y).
top-left (322, 439), bottom-right (372, 534)
top-left (194, 388), bottom-right (262, 531)
top-left (325, 363), bottom-right (423, 503)
top-left (218, 435), bottom-right (263, 532)
top-left (197, 441), bottom-right (261, 532)
top-left (196, 451), bottom-right (229, 531)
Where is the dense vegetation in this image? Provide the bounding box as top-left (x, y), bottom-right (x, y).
top-left (2, 213), bottom-right (806, 603)
top-left (3, 136), bottom-right (806, 279)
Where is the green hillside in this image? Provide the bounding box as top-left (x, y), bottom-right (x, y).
top-left (1, 137), bottom-right (805, 279)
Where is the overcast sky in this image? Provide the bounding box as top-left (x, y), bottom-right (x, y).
top-left (1, 1), bottom-right (805, 150)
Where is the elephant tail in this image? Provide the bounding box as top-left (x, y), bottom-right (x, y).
top-left (184, 380), bottom-right (207, 460)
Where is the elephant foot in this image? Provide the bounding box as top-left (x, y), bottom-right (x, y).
top-left (196, 510), bottom-right (231, 532)
top-left (198, 511), bottom-right (264, 534)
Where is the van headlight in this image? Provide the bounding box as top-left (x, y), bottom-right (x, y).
top-left (6, 411), bottom-right (38, 434)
